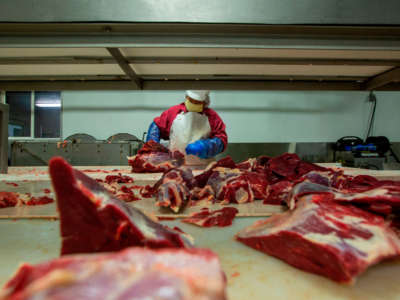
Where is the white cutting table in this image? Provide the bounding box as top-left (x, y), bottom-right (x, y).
top-left (0, 218), bottom-right (399, 300)
top-left (0, 165), bottom-right (400, 299)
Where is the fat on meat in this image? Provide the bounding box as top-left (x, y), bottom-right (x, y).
top-left (128, 140), bottom-right (184, 173)
top-left (236, 194), bottom-right (400, 284)
top-left (1, 248), bottom-right (227, 300)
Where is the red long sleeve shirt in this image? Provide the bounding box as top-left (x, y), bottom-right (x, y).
top-left (153, 103), bottom-right (228, 150)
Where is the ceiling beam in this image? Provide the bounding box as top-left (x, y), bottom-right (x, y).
top-left (1, 23), bottom-right (400, 49)
top-left (0, 80), bottom-right (362, 91)
top-left (0, 74), bottom-right (366, 82)
top-left (106, 48), bottom-right (143, 89)
top-left (0, 56), bottom-right (399, 67)
top-left (1, 23), bottom-right (400, 39)
top-left (127, 57), bottom-right (400, 66)
top-left (363, 67), bottom-right (400, 90)
top-left (0, 57), bottom-right (115, 64)
top-left (0, 75), bottom-right (128, 81)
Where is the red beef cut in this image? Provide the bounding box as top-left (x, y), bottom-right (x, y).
top-left (128, 140), bottom-right (184, 173)
top-left (104, 173), bottom-right (134, 184)
top-left (48, 157), bottom-right (193, 255)
top-left (245, 171), bottom-right (269, 200)
top-left (155, 167), bottom-right (194, 213)
top-left (236, 195), bottom-right (400, 283)
top-left (203, 168), bottom-right (269, 204)
top-left (264, 180), bottom-right (293, 205)
top-left (1, 247), bottom-right (227, 300)
top-left (182, 207), bottom-right (239, 227)
top-left (285, 176), bottom-right (400, 215)
top-left (189, 185), bottom-right (216, 206)
top-left (0, 192), bottom-right (19, 208)
top-left (115, 185), bottom-right (141, 202)
top-left (24, 196), bottom-right (54, 206)
top-left (194, 156), bottom-right (237, 188)
top-left (207, 168), bottom-right (254, 204)
top-left (265, 153), bottom-right (328, 183)
top-left (237, 155), bottom-right (270, 174)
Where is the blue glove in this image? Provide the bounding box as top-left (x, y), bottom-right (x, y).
top-left (146, 121), bottom-right (161, 143)
top-left (185, 137), bottom-right (224, 159)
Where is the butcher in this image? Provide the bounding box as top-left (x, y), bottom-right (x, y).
top-left (146, 90), bottom-right (227, 164)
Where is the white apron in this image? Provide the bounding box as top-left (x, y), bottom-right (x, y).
top-left (169, 112), bottom-right (215, 166)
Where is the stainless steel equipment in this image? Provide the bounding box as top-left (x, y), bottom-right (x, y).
top-left (107, 133), bottom-right (142, 143)
top-left (11, 139), bottom-right (140, 166)
top-left (65, 133), bottom-right (96, 143)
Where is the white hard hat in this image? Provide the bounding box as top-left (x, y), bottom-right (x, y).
top-left (185, 90), bottom-right (210, 101)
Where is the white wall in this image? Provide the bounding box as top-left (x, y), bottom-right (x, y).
top-left (62, 90), bottom-right (400, 143)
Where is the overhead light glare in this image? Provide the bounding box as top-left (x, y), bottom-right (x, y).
top-left (35, 103), bottom-right (61, 108)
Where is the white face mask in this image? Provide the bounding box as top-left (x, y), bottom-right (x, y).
top-left (185, 99), bottom-right (204, 113)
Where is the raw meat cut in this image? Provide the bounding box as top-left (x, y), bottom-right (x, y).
top-left (182, 207), bottom-right (239, 227)
top-left (189, 185), bottom-right (215, 205)
top-left (265, 153), bottom-right (328, 183)
top-left (0, 192), bottom-right (54, 208)
top-left (207, 168), bottom-right (255, 204)
top-left (193, 157), bottom-right (237, 188)
top-left (285, 173), bottom-right (400, 215)
top-left (100, 180), bottom-right (142, 203)
top-left (24, 196), bottom-right (54, 206)
top-left (236, 195), bottom-right (400, 283)
top-left (154, 167), bottom-right (194, 213)
top-left (264, 180), bottom-right (293, 205)
top-left (0, 192), bottom-right (19, 208)
top-left (273, 170), bottom-right (344, 209)
top-left (114, 185), bottom-right (141, 202)
top-left (336, 174), bottom-right (400, 192)
top-left (237, 156), bottom-right (270, 174)
top-left (128, 140), bottom-right (184, 173)
top-left (198, 168), bottom-right (269, 204)
top-left (129, 152), bottom-right (330, 207)
top-left (245, 171), bottom-right (269, 200)
top-left (48, 157), bottom-right (193, 255)
top-left (235, 154), bottom-right (330, 205)
top-left (104, 173), bottom-right (134, 184)
top-left (1, 247), bottom-right (227, 300)
top-left (140, 184), bottom-right (157, 198)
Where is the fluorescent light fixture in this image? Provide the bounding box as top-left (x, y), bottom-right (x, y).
top-left (35, 103), bottom-right (61, 108)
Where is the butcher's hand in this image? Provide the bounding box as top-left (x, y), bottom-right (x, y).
top-left (146, 121), bottom-right (161, 143)
top-left (185, 137), bottom-right (224, 159)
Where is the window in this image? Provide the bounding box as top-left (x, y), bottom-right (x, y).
top-left (6, 92), bottom-right (31, 137)
top-left (6, 91), bottom-right (61, 138)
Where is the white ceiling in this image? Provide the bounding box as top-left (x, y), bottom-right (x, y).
top-left (129, 64), bottom-right (390, 77)
top-left (121, 47), bottom-right (400, 59)
top-left (1, 47), bottom-right (400, 59)
top-left (0, 47), bottom-right (398, 90)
